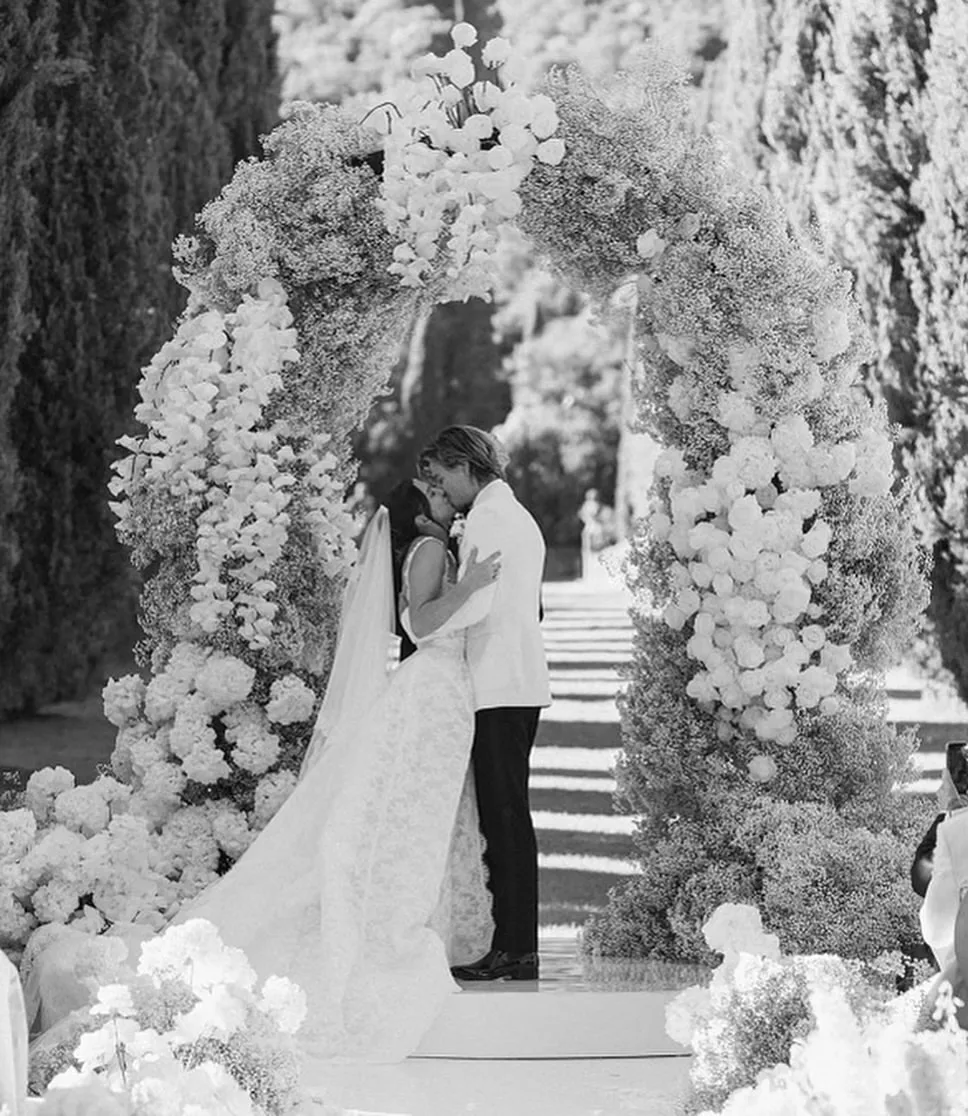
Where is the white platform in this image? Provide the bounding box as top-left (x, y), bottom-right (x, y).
top-left (300, 1056), bottom-right (692, 1115)
top-left (299, 936), bottom-right (697, 1111)
top-left (414, 935), bottom-right (696, 1060)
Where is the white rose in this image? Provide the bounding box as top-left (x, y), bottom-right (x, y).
top-left (712, 572), bottom-right (734, 597)
top-left (806, 559), bottom-right (828, 585)
top-left (650, 512), bottom-right (672, 541)
top-left (771, 414), bottom-right (814, 454)
top-left (636, 229), bottom-right (666, 260)
top-left (663, 604), bottom-right (687, 631)
top-left (717, 392), bottom-right (757, 434)
top-left (734, 635), bottom-right (765, 669)
top-left (800, 625), bottom-right (826, 653)
top-left (442, 48), bottom-right (475, 88)
top-left (259, 974), bottom-right (308, 1034)
top-left (481, 36), bottom-right (512, 67)
top-left (686, 673), bottom-right (718, 703)
top-left (820, 642), bottom-right (852, 674)
top-left (801, 521), bottom-right (832, 559)
top-left (535, 138), bottom-right (565, 166)
top-left (450, 21), bottom-right (477, 47)
top-left (747, 755), bottom-right (778, 783)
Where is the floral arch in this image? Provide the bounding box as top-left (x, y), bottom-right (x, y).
top-left (6, 25), bottom-right (928, 966)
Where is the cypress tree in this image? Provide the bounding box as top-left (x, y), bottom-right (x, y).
top-left (0, 0), bottom-right (279, 715)
top-left (0, 1), bottom-right (56, 672)
top-left (908, 0), bottom-right (968, 700)
top-left (700, 0), bottom-right (968, 704)
top-left (2, 1), bottom-right (164, 713)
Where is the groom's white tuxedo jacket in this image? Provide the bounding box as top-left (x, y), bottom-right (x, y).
top-left (445, 480), bottom-right (551, 712)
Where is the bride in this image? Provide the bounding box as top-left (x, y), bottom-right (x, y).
top-left (24, 478), bottom-right (499, 1066)
top-left (168, 477), bottom-right (499, 1062)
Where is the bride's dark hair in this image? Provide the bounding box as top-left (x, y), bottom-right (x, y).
top-left (382, 480), bottom-right (433, 618)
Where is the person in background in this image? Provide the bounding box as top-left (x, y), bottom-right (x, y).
top-left (579, 488), bottom-right (604, 581)
top-left (912, 742), bottom-right (968, 899)
top-left (918, 742), bottom-right (968, 973)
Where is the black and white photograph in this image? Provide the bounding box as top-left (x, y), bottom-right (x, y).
top-left (2, 1), bottom-right (967, 1112)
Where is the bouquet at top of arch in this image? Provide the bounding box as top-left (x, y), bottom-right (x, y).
top-left (372, 22), bottom-right (565, 301)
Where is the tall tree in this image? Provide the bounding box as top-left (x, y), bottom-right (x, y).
top-left (0, 0), bottom-right (279, 715)
top-left (0, 0), bottom-right (57, 684)
top-left (698, 0), bottom-right (968, 702)
top-left (907, 0), bottom-right (968, 700)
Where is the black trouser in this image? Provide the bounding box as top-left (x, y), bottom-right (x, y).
top-left (399, 631), bottom-right (417, 662)
top-left (472, 706), bottom-right (542, 956)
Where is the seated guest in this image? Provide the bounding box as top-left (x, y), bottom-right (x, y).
top-left (919, 742), bottom-right (968, 971)
top-left (912, 742), bottom-right (968, 898)
top-left (912, 813), bottom-right (946, 899)
top-left (0, 949), bottom-right (27, 1115)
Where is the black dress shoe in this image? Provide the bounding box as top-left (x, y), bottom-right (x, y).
top-left (451, 949), bottom-right (539, 982)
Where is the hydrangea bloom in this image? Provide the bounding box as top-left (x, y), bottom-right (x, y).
top-left (102, 674), bottom-right (146, 728)
top-left (252, 771), bottom-right (297, 831)
top-left (0, 808), bottom-right (37, 865)
top-left (25, 768), bottom-right (76, 826)
top-left (265, 674), bottom-right (317, 725)
top-left (193, 654), bottom-right (256, 711)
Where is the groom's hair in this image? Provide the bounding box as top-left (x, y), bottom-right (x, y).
top-left (419, 426), bottom-right (506, 483)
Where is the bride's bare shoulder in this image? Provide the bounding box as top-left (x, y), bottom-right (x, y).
top-left (405, 535), bottom-right (447, 573)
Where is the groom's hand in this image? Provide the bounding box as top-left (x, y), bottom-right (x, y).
top-left (461, 546), bottom-right (502, 592)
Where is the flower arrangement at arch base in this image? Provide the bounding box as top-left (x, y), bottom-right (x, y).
top-left (25, 919), bottom-right (306, 1116)
top-left (666, 903), bottom-right (968, 1116)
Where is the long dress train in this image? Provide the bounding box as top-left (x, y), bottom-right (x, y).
top-left (170, 536), bottom-right (494, 1062)
top-left (25, 538), bottom-right (494, 1066)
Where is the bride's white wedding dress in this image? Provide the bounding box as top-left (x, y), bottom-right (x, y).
top-left (171, 535), bottom-right (494, 1063)
top-left (24, 533), bottom-right (494, 1066)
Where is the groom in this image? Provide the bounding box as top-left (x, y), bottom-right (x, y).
top-left (420, 426), bottom-right (551, 981)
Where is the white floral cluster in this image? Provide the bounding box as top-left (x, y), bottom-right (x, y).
top-left (108, 277), bottom-right (356, 650)
top-left (692, 970), bottom-right (968, 1116)
top-left (1, 777), bottom-right (172, 950)
top-left (665, 902), bottom-right (782, 1051)
top-left (378, 22), bottom-right (565, 300)
top-left (663, 907), bottom-right (968, 1116)
top-left (110, 644), bottom-right (279, 790)
top-left (38, 919), bottom-right (305, 1116)
top-left (651, 324), bottom-right (895, 747)
top-left (0, 650), bottom-right (313, 950)
top-left (265, 674), bottom-right (316, 725)
top-left (108, 644), bottom-right (309, 828)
